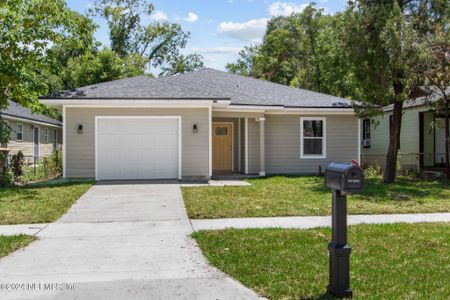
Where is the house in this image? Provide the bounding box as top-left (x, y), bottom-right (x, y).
top-left (41, 68), bottom-right (360, 181)
top-left (361, 90), bottom-right (448, 173)
top-left (1, 100), bottom-right (62, 162)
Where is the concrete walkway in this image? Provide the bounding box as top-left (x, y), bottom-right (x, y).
top-left (0, 182), bottom-right (261, 300)
top-left (191, 213), bottom-right (450, 231)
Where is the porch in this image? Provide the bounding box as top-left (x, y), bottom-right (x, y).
top-left (211, 111), bottom-right (266, 177)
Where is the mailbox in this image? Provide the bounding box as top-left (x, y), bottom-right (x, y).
top-left (325, 163), bottom-right (364, 195)
top-left (325, 162), bottom-right (364, 298)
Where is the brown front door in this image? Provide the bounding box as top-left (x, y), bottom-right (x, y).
top-left (213, 123), bottom-right (233, 171)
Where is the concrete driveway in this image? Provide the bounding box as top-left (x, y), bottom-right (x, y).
top-left (0, 182), bottom-right (260, 300)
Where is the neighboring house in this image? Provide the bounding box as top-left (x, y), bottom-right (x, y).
top-left (361, 91), bottom-right (448, 172)
top-left (1, 100), bottom-right (62, 161)
top-left (41, 68), bottom-right (360, 181)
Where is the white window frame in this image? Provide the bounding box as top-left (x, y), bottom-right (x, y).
top-left (300, 117), bottom-right (326, 159)
top-left (16, 123), bottom-right (23, 141)
top-left (44, 128), bottom-right (49, 143)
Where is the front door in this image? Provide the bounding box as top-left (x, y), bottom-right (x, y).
top-left (33, 127), bottom-right (39, 162)
top-left (212, 123), bottom-right (233, 171)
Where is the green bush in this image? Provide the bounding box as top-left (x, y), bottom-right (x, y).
top-left (21, 150), bottom-right (63, 183)
top-left (10, 151), bottom-right (25, 181)
top-left (364, 165), bottom-right (383, 178)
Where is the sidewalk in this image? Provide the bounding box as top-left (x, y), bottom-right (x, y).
top-left (191, 213), bottom-right (450, 231)
top-left (1, 213), bottom-right (449, 236)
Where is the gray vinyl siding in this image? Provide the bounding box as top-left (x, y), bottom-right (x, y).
top-left (247, 118), bottom-right (260, 174)
top-left (266, 115), bottom-right (358, 174)
top-left (65, 107), bottom-right (209, 179)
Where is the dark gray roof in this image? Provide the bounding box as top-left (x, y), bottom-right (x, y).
top-left (44, 68), bottom-right (354, 108)
top-left (45, 75), bottom-right (230, 100)
top-left (1, 100), bottom-right (62, 126)
top-left (159, 69), bottom-right (353, 108)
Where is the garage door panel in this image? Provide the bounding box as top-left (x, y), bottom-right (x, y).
top-left (96, 118), bottom-right (180, 180)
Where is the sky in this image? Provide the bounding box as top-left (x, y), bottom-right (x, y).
top-left (66, 0), bottom-right (348, 71)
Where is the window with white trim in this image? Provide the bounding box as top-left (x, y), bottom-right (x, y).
top-left (16, 123), bottom-right (23, 141)
top-left (44, 128), bottom-right (49, 143)
top-left (300, 117), bottom-right (326, 158)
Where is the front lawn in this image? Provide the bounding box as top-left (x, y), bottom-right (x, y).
top-left (182, 176), bottom-right (450, 219)
top-left (0, 180), bottom-right (94, 225)
top-left (193, 223), bottom-right (450, 299)
top-left (0, 235), bottom-right (36, 259)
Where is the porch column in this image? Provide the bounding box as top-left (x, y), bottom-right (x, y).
top-left (258, 117), bottom-right (266, 176)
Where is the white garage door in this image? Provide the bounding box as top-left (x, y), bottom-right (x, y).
top-left (96, 117), bottom-right (180, 180)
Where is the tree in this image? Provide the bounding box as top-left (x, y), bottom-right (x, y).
top-left (226, 46), bottom-right (260, 76)
top-left (90, 0), bottom-right (200, 72)
top-left (63, 49), bottom-right (147, 89)
top-left (0, 0), bottom-right (96, 183)
top-left (0, 0), bottom-right (96, 111)
top-left (160, 54), bottom-right (204, 76)
top-left (225, 5), bottom-right (360, 99)
top-left (345, 1), bottom-right (426, 183)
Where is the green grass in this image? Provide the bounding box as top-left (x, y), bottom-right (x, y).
top-left (0, 180), bottom-right (94, 225)
top-left (182, 176), bottom-right (450, 219)
top-left (0, 235), bottom-right (36, 258)
top-left (193, 223), bottom-right (450, 299)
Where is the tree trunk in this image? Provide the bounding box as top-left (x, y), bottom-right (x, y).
top-left (384, 101), bottom-right (403, 183)
top-left (445, 100), bottom-right (449, 179)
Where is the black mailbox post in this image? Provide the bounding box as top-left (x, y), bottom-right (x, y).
top-left (325, 162), bottom-right (364, 298)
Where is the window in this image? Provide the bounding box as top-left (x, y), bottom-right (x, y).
top-left (44, 128), bottom-right (49, 143)
top-left (215, 127), bottom-right (228, 136)
top-left (300, 117), bottom-right (326, 158)
top-left (16, 123), bottom-right (23, 141)
top-left (362, 119), bottom-right (371, 148)
top-left (53, 129), bottom-right (58, 150)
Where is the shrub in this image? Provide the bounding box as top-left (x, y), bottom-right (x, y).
top-left (20, 149), bottom-right (63, 184)
top-left (10, 151), bottom-right (25, 181)
top-left (364, 165), bottom-right (383, 178)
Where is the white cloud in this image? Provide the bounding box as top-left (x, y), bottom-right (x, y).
top-left (268, 1), bottom-right (308, 16)
top-left (183, 12), bottom-right (199, 23)
top-left (191, 46), bottom-right (241, 54)
top-left (218, 18), bottom-right (268, 42)
top-left (150, 10), bottom-right (168, 21)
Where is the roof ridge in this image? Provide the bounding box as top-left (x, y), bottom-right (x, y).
top-left (154, 72), bottom-right (237, 99)
top-left (203, 68), bottom-right (351, 101)
top-left (169, 68), bottom-right (351, 102)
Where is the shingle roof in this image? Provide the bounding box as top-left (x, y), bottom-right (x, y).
top-left (43, 68), bottom-right (354, 108)
top-left (159, 68), bottom-right (353, 108)
top-left (1, 100), bottom-right (62, 126)
top-left (45, 75), bottom-right (230, 100)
